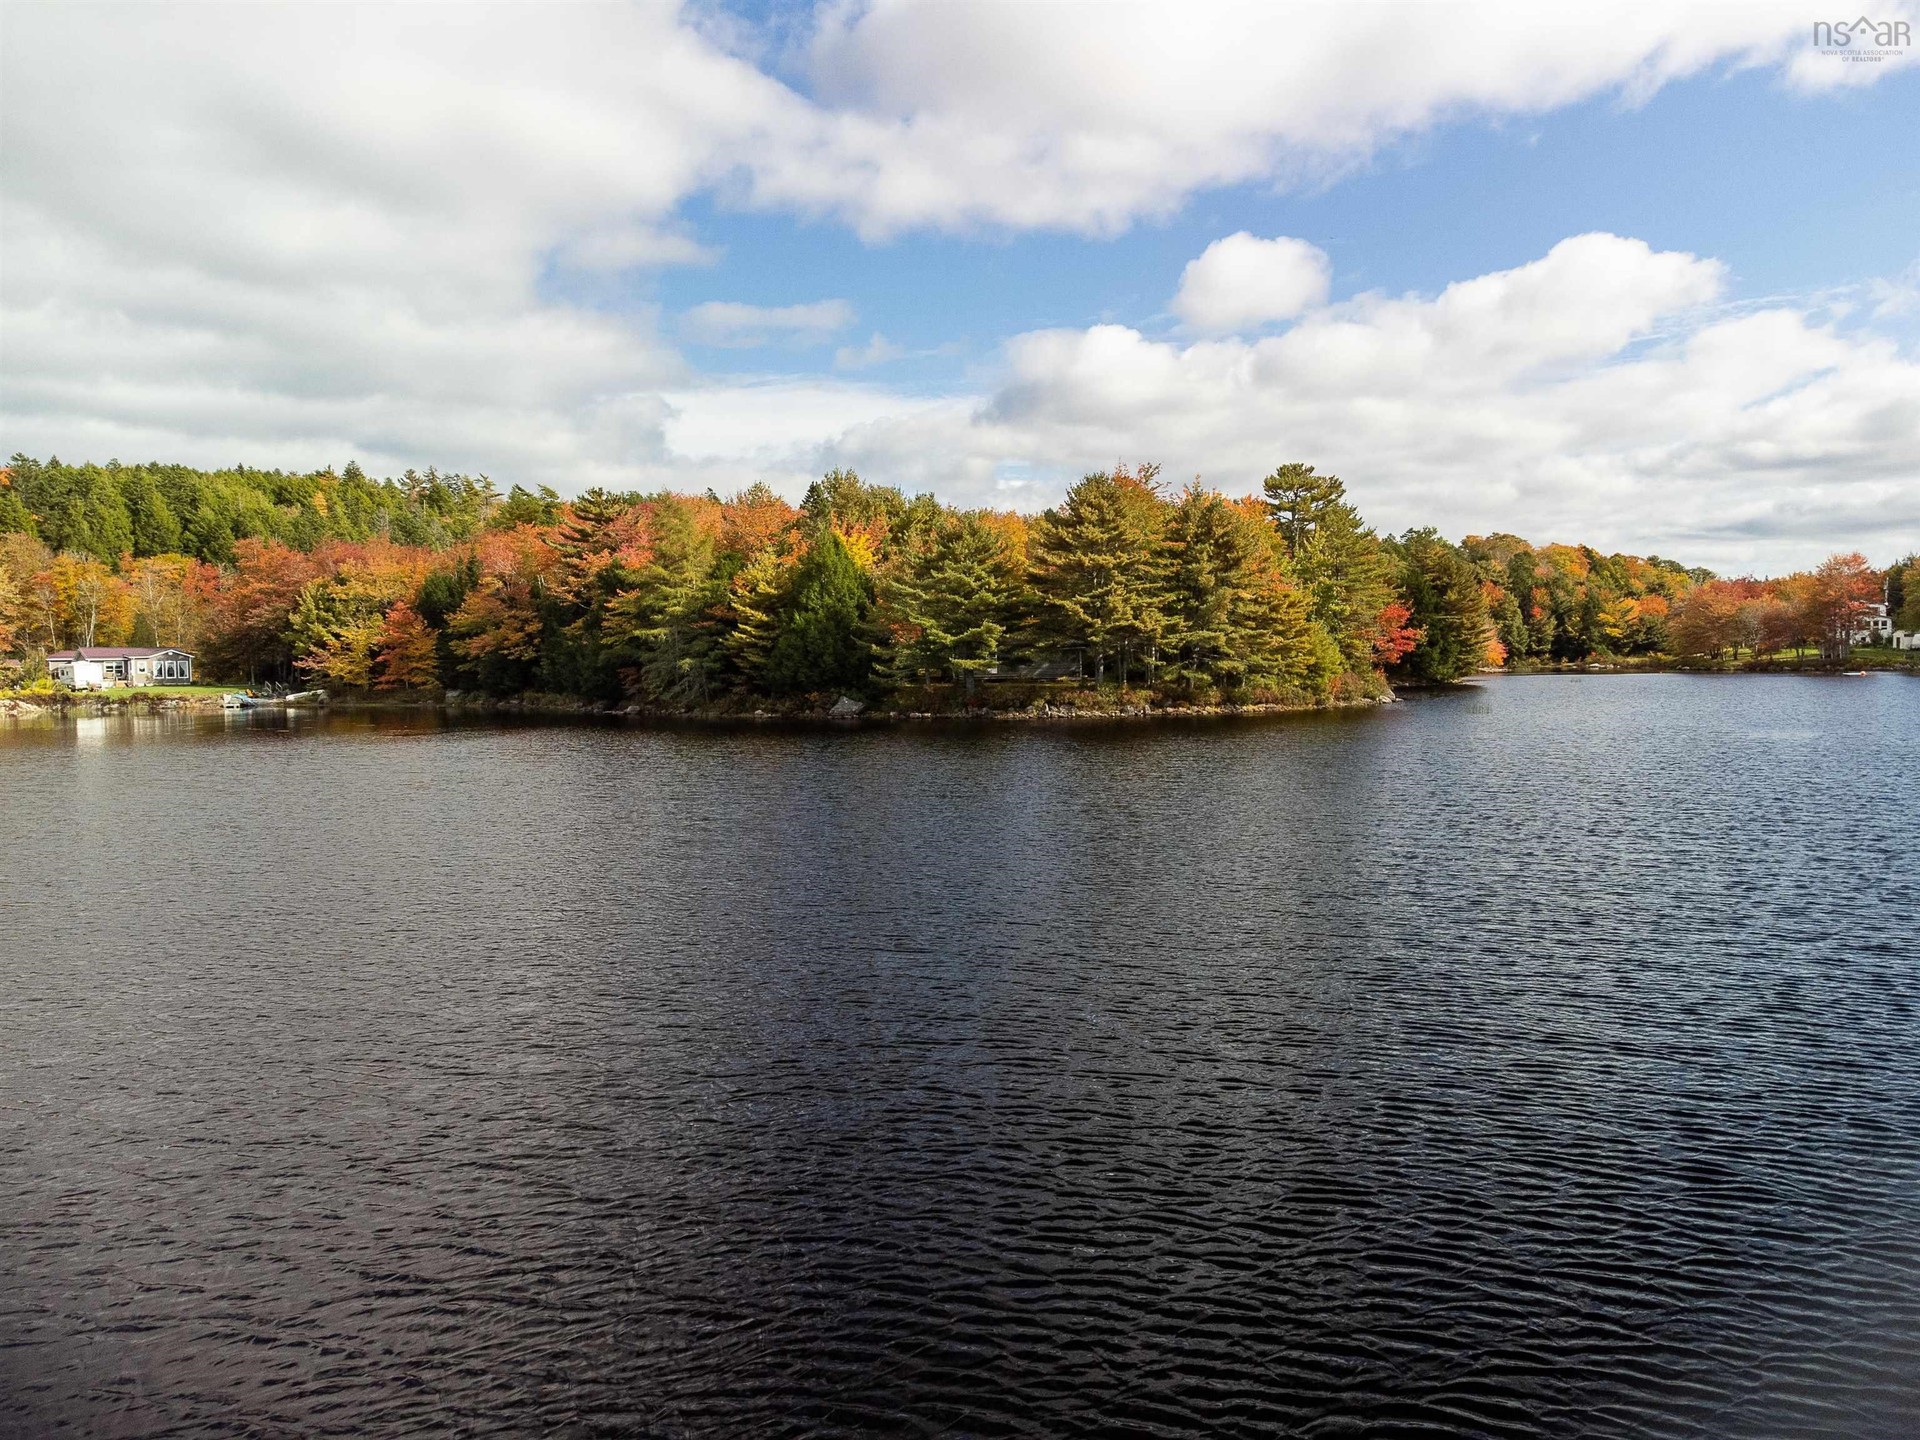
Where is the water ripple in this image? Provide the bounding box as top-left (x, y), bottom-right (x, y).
top-left (2, 675), bottom-right (1917, 1437)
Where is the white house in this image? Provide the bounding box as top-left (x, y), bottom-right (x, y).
top-left (1848, 602), bottom-right (1895, 646)
top-left (47, 647), bottom-right (195, 688)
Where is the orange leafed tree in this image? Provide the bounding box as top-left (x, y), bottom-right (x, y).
top-left (720, 483), bottom-right (800, 559)
top-left (204, 539), bottom-right (324, 680)
top-left (1805, 552), bottom-right (1879, 659)
top-left (373, 600), bottom-right (440, 690)
top-left (449, 577), bottom-right (543, 664)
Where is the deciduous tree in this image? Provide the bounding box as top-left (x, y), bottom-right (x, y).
top-left (373, 601), bottom-right (441, 690)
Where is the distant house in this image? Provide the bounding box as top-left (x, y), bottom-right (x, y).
top-left (47, 647), bottom-right (195, 688)
top-left (1848, 603), bottom-right (1895, 646)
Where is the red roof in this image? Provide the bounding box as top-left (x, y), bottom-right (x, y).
top-left (47, 647), bottom-right (194, 660)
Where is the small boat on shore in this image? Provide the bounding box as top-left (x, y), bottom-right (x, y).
top-left (222, 689), bottom-right (330, 709)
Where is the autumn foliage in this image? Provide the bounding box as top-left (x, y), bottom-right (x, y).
top-left (2, 454), bottom-right (1911, 698)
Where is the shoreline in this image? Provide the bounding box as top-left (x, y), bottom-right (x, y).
top-left (0, 687), bottom-right (1399, 724)
top-left (6, 657), bottom-right (1914, 724)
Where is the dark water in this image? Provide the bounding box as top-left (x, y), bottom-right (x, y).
top-left (3, 675), bottom-right (1918, 1439)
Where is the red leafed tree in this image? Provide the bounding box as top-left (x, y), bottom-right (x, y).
top-left (373, 600), bottom-right (440, 690)
top-left (1371, 600), bottom-right (1420, 667)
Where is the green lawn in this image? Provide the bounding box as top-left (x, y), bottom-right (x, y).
top-left (120, 695), bottom-right (241, 706)
top-left (1, 682), bottom-right (240, 701)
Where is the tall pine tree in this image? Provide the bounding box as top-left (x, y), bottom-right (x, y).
top-left (1028, 467), bottom-right (1169, 684)
top-left (882, 513), bottom-right (1020, 695)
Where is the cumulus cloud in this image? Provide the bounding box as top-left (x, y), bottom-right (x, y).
top-left (682, 299), bottom-right (857, 347)
top-left (834, 333), bottom-right (908, 370)
top-left (662, 380), bottom-right (962, 467)
top-left (1, 2), bottom-right (1915, 567)
top-left (788, 0), bottom-right (1916, 234)
top-left (813, 235), bottom-right (1920, 572)
top-left (1173, 235), bottom-right (1332, 332)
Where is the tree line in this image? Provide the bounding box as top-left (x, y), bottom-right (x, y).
top-left (3, 455), bottom-right (1911, 703)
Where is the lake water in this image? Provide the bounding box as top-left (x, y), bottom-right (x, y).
top-left (3, 675), bottom-right (1918, 1438)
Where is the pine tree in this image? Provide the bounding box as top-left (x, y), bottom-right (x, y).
top-left (1261, 464), bottom-right (1397, 675)
top-left (1028, 468), bottom-right (1169, 684)
top-left (1393, 528), bottom-right (1494, 682)
top-left (763, 529), bottom-right (876, 696)
top-left (608, 498), bottom-right (729, 703)
top-left (882, 513), bottom-right (1019, 694)
top-left (1163, 487), bottom-right (1325, 695)
top-left (765, 529), bottom-right (877, 696)
top-left (0, 484), bottom-right (38, 538)
top-left (1261, 462), bottom-right (1348, 555)
top-left (119, 469), bottom-right (184, 557)
top-left (544, 487), bottom-right (642, 697)
top-left (724, 547), bottom-right (798, 689)
top-left (1162, 486), bottom-right (1248, 691)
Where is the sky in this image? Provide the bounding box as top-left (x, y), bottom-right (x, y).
top-left (2, 0), bottom-right (1917, 573)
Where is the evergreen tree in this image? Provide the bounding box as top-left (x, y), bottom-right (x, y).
top-left (0, 471), bottom-right (38, 537)
top-left (1261, 462), bottom-right (1348, 555)
top-left (1261, 463), bottom-right (1396, 674)
top-left (1162, 488), bottom-right (1328, 695)
top-left (764, 529), bottom-right (876, 696)
top-left (1393, 528), bottom-right (1493, 682)
top-left (493, 484), bottom-right (563, 529)
top-left (608, 499), bottom-right (730, 703)
top-left (1028, 468), bottom-right (1169, 684)
top-left (542, 488), bottom-right (640, 698)
top-left (882, 513), bottom-right (1019, 694)
top-left (724, 547), bottom-right (799, 690)
top-left (800, 467), bottom-right (907, 539)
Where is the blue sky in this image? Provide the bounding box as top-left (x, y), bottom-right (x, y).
top-left (3, 1), bottom-right (1917, 570)
top-left (641, 63), bottom-right (1919, 390)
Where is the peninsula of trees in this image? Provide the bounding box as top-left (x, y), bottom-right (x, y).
top-left (1, 455), bottom-right (1912, 709)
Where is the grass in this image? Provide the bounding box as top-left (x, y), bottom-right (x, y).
top-left (111, 683), bottom-right (239, 697)
top-left (0, 682), bottom-right (239, 703)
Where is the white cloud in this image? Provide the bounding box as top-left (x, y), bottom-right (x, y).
top-left (1174, 234), bottom-right (1332, 332)
top-left (786, 0), bottom-right (1917, 235)
top-left (557, 224), bottom-right (720, 272)
top-left (682, 299), bottom-right (857, 347)
top-left (835, 333), bottom-right (907, 369)
top-left (661, 379), bottom-right (964, 473)
top-left (1, 1), bottom-right (1916, 569)
top-left (807, 235), bottom-right (1920, 572)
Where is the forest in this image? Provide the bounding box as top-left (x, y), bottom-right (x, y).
top-left (2, 455), bottom-right (1912, 707)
